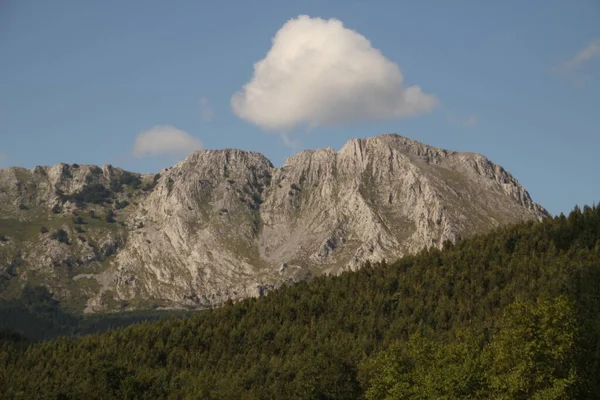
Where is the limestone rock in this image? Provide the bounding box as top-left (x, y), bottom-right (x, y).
top-left (0, 134), bottom-right (548, 311)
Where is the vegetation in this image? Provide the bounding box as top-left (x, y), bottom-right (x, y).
top-left (359, 296), bottom-right (579, 399)
top-left (105, 209), bottom-right (116, 223)
top-left (251, 192), bottom-right (263, 207)
top-left (50, 228), bottom-right (69, 244)
top-left (141, 174), bottom-right (160, 192)
top-left (115, 200), bottom-right (130, 210)
top-left (0, 286), bottom-right (195, 341)
top-left (63, 183), bottom-right (112, 205)
top-left (116, 172), bottom-right (142, 190)
top-left (0, 205), bottom-right (599, 398)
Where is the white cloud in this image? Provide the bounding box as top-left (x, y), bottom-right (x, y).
top-left (132, 125), bottom-right (203, 158)
top-left (561, 38), bottom-right (600, 71)
top-left (446, 112), bottom-right (478, 130)
top-left (200, 98), bottom-right (214, 121)
top-left (231, 15), bottom-right (438, 131)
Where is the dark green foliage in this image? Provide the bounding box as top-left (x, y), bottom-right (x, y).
top-left (74, 225), bottom-right (84, 233)
top-left (360, 296), bottom-right (579, 399)
top-left (0, 286), bottom-right (79, 340)
top-left (40, 226), bottom-right (49, 234)
top-left (73, 216), bottom-right (85, 224)
top-left (0, 235), bottom-right (7, 242)
top-left (166, 177), bottom-right (174, 194)
top-left (105, 209), bottom-right (116, 223)
top-left (251, 192), bottom-right (263, 205)
top-left (484, 296), bottom-right (578, 398)
top-left (64, 184), bottom-right (112, 205)
top-left (111, 172), bottom-right (142, 192)
top-left (5, 258), bottom-right (21, 279)
top-left (359, 331), bottom-right (486, 399)
top-left (0, 286), bottom-right (194, 341)
top-left (115, 200), bottom-right (129, 210)
top-left (119, 172), bottom-right (142, 189)
top-left (1, 205), bottom-right (600, 398)
top-left (18, 203), bottom-right (28, 210)
top-left (89, 210), bottom-right (98, 219)
top-left (0, 329), bottom-right (31, 350)
top-left (50, 228), bottom-right (69, 244)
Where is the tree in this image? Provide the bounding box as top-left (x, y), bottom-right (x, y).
top-left (359, 332), bottom-right (485, 400)
top-left (51, 229), bottom-right (69, 244)
top-left (115, 200), bottom-right (129, 210)
top-left (484, 296), bottom-right (579, 399)
top-left (105, 209), bottom-right (116, 223)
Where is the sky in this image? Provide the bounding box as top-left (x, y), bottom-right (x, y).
top-left (0, 0), bottom-right (599, 216)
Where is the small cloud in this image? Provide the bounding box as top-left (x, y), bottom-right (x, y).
top-left (559, 38), bottom-right (600, 71)
top-left (232, 15), bottom-right (438, 132)
top-left (200, 98), bottom-right (214, 122)
top-left (132, 125), bottom-right (203, 158)
top-left (446, 112), bottom-right (478, 130)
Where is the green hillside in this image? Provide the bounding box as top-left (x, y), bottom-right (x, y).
top-left (1, 205), bottom-right (599, 399)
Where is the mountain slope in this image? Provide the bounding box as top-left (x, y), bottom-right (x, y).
top-left (0, 134), bottom-right (548, 311)
top-left (1, 205), bottom-right (597, 399)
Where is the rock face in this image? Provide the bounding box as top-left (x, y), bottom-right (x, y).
top-left (0, 134), bottom-right (548, 312)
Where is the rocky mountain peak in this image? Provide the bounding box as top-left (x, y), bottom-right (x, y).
top-left (0, 134), bottom-right (549, 312)
top-left (339, 133), bottom-right (450, 165)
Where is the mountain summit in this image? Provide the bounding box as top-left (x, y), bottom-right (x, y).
top-left (0, 134), bottom-right (548, 311)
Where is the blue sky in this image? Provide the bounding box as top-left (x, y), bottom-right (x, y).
top-left (0, 0), bottom-right (598, 216)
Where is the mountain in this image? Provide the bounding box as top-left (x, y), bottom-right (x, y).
top-left (0, 134), bottom-right (548, 312)
top-left (2, 205), bottom-right (598, 399)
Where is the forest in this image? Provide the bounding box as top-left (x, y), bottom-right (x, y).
top-left (1, 204), bottom-right (599, 399)
top-left (0, 287), bottom-right (195, 341)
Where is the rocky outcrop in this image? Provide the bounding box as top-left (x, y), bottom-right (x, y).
top-left (0, 134), bottom-right (548, 311)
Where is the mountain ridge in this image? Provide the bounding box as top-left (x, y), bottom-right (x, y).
top-left (0, 133), bottom-right (548, 312)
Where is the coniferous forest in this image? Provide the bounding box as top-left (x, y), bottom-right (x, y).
top-left (1, 204), bottom-right (600, 399)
